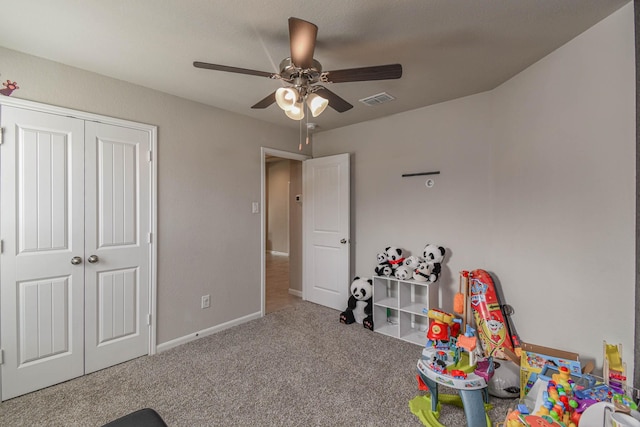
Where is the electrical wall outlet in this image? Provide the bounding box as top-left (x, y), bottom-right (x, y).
top-left (201, 294), bottom-right (210, 309)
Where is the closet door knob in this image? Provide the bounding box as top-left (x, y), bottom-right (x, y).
top-left (340, 238), bottom-right (347, 244)
top-left (71, 256), bottom-right (82, 265)
top-left (87, 255), bottom-right (99, 263)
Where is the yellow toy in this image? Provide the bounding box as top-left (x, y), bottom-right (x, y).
top-left (603, 341), bottom-right (627, 393)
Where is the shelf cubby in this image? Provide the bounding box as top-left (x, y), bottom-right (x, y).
top-left (372, 275), bottom-right (438, 346)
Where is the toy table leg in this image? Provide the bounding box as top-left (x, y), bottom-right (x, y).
top-left (417, 371), bottom-right (489, 427)
top-left (459, 389), bottom-right (488, 427)
top-left (421, 374), bottom-right (439, 412)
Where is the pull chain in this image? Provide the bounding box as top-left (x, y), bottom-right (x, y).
top-left (305, 103), bottom-right (310, 146)
top-left (298, 113), bottom-right (302, 151)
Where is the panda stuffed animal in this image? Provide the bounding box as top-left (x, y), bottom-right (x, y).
top-left (422, 244), bottom-right (446, 264)
top-left (376, 252), bottom-right (389, 264)
top-left (394, 265), bottom-right (414, 281)
top-left (374, 263), bottom-right (393, 277)
top-left (385, 246), bottom-right (406, 270)
top-left (413, 261), bottom-right (439, 282)
top-left (374, 252), bottom-right (392, 276)
top-left (339, 277), bottom-right (374, 330)
top-left (421, 244), bottom-right (446, 282)
top-left (403, 255), bottom-right (423, 271)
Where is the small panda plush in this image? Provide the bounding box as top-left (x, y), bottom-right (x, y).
top-left (376, 252), bottom-right (389, 264)
top-left (394, 265), bottom-right (413, 281)
top-left (339, 277), bottom-right (374, 331)
top-left (413, 261), bottom-right (439, 282)
top-left (421, 244), bottom-right (445, 282)
top-left (374, 263), bottom-right (393, 277)
top-left (422, 244), bottom-right (446, 264)
top-left (385, 246), bottom-right (406, 270)
top-left (403, 255), bottom-right (423, 271)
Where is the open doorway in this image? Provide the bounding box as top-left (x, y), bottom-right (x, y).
top-left (261, 148), bottom-right (310, 315)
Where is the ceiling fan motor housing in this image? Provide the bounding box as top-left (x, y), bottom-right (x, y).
top-left (279, 57), bottom-right (322, 83)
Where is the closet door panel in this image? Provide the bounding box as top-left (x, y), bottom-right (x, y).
top-left (84, 121), bottom-right (150, 374)
top-left (0, 106), bottom-right (85, 400)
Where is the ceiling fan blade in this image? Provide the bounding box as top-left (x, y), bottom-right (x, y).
top-left (193, 61), bottom-right (276, 78)
top-left (289, 17), bottom-right (318, 69)
top-left (314, 87), bottom-right (353, 113)
top-left (251, 91), bottom-right (276, 109)
top-left (323, 64), bottom-right (402, 83)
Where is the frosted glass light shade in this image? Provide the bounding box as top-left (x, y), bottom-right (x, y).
top-left (306, 93), bottom-right (328, 117)
top-left (275, 87), bottom-right (298, 111)
top-left (285, 102), bottom-right (305, 120)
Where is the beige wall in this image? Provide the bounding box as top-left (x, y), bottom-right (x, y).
top-left (314, 4), bottom-right (635, 374)
top-left (289, 160), bottom-right (303, 292)
top-left (488, 4), bottom-right (634, 370)
top-left (0, 46), bottom-right (308, 344)
top-left (266, 160), bottom-right (290, 254)
top-left (314, 91), bottom-right (494, 308)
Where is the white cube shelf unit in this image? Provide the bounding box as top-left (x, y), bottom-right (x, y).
top-left (372, 276), bottom-right (438, 346)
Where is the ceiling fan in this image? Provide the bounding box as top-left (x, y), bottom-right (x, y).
top-left (193, 17), bottom-right (402, 120)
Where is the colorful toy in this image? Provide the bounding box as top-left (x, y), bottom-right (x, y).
top-left (0, 80), bottom-right (19, 96)
top-left (339, 277), bottom-right (374, 330)
top-left (413, 309), bottom-right (494, 427)
top-left (454, 271), bottom-right (467, 317)
top-left (503, 345), bottom-right (639, 427)
top-left (424, 309), bottom-right (460, 347)
top-left (474, 357), bottom-right (495, 383)
top-left (603, 341), bottom-right (627, 395)
top-left (468, 269), bottom-right (515, 359)
top-left (533, 380), bottom-right (580, 426)
top-left (454, 271), bottom-right (474, 331)
top-left (457, 335), bottom-right (478, 365)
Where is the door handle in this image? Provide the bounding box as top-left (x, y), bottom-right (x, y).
top-left (340, 238), bottom-right (347, 244)
top-left (71, 256), bottom-right (82, 265)
top-left (87, 255), bottom-right (99, 263)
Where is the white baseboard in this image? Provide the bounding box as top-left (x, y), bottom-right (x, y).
top-left (289, 289), bottom-right (302, 298)
top-left (268, 250), bottom-right (289, 256)
top-left (156, 311), bottom-right (262, 353)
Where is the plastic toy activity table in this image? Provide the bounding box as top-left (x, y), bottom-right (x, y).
top-left (416, 347), bottom-right (491, 427)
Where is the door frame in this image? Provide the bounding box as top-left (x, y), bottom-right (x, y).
top-left (260, 147), bottom-right (310, 316)
top-left (0, 96), bottom-right (159, 355)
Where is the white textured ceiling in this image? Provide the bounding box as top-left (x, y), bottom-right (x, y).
top-left (0, 0), bottom-right (630, 131)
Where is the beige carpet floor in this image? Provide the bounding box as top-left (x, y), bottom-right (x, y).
top-left (0, 301), bottom-right (515, 426)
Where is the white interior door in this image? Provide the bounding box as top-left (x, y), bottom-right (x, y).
top-left (0, 105), bottom-right (152, 400)
top-left (83, 121), bottom-right (150, 374)
top-left (0, 107), bottom-right (86, 399)
top-left (302, 153), bottom-right (350, 310)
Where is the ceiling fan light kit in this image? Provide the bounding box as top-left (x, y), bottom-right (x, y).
top-left (306, 93), bottom-right (329, 117)
top-left (193, 17), bottom-right (402, 121)
top-left (285, 102), bottom-right (305, 120)
top-left (275, 87), bottom-right (298, 111)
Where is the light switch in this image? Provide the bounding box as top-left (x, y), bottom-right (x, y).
top-left (252, 202), bottom-right (260, 214)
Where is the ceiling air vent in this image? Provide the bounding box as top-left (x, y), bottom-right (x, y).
top-left (359, 92), bottom-right (395, 106)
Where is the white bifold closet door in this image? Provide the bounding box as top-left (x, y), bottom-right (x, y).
top-left (0, 106), bottom-right (151, 400)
